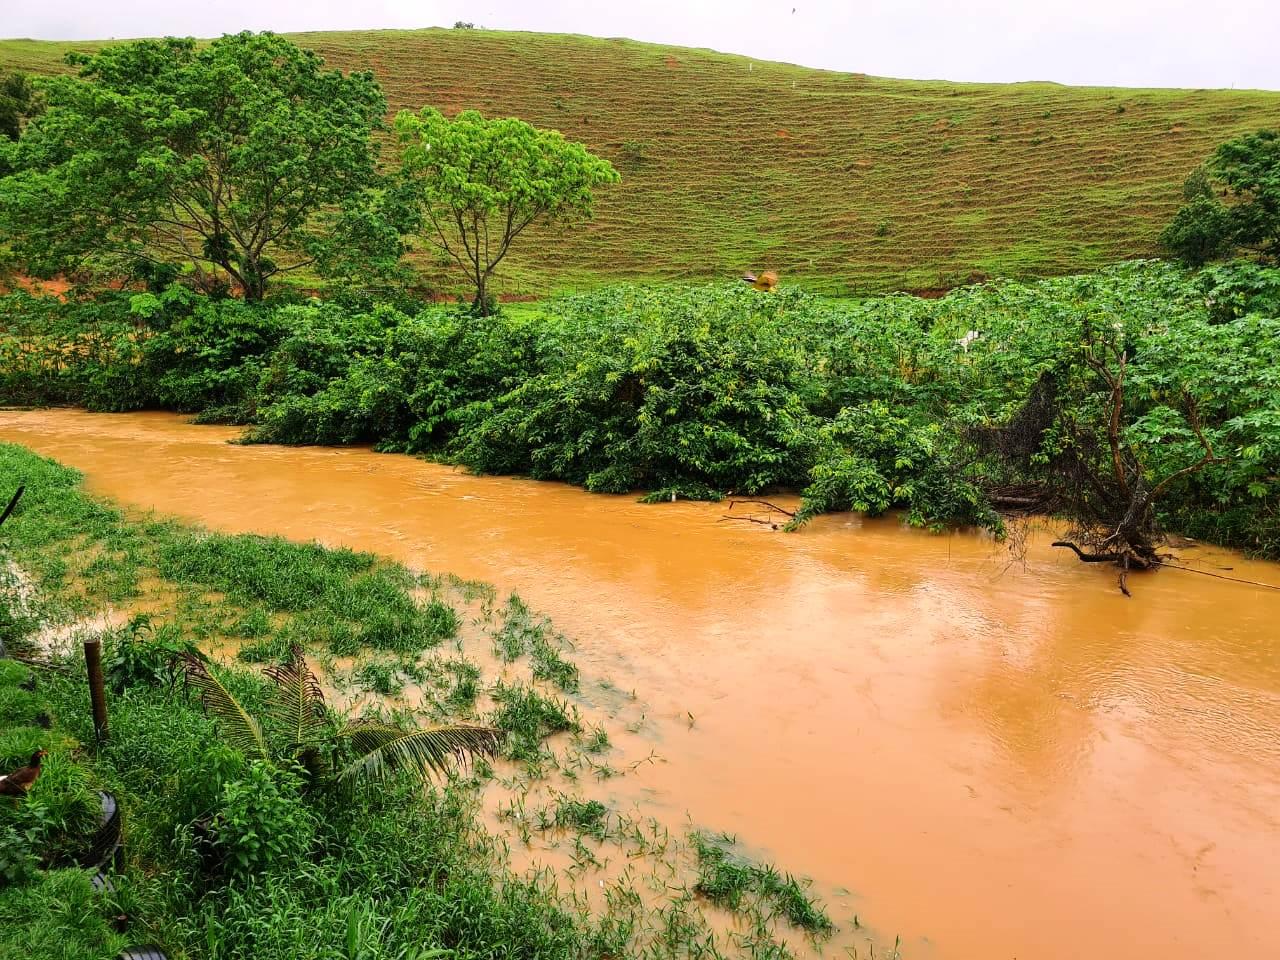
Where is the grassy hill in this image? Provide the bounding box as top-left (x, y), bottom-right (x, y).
top-left (2, 28), bottom-right (1279, 295)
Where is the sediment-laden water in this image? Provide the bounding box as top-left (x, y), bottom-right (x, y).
top-left (2, 408), bottom-right (1277, 960)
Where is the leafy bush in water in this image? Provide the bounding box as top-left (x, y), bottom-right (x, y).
top-left (131, 285), bottom-right (286, 418)
top-left (453, 285), bottom-right (821, 498)
top-left (3, 260), bottom-right (1280, 553)
top-left (250, 302), bottom-right (538, 447)
top-left (792, 402), bottom-right (999, 531)
top-left (1124, 274), bottom-right (1280, 554)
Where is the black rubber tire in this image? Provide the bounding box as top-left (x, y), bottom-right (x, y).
top-left (117, 949), bottom-right (169, 960)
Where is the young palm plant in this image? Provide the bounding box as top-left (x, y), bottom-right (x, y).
top-left (181, 645), bottom-right (501, 790)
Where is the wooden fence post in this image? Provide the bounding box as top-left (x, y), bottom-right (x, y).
top-left (84, 637), bottom-right (109, 742)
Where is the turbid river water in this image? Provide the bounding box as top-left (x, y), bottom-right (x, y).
top-left (1, 409), bottom-right (1278, 960)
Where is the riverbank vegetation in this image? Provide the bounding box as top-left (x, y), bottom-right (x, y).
top-left (0, 441), bottom-right (853, 959)
top-left (2, 33), bottom-right (1278, 567)
top-left (3, 23), bottom-right (1278, 960)
top-left (2, 260), bottom-right (1279, 560)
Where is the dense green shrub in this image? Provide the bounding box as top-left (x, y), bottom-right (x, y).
top-left (132, 286), bottom-right (287, 417)
top-left (453, 285), bottom-right (821, 497)
top-left (249, 302), bottom-right (540, 447)
top-left (792, 402), bottom-right (998, 531)
top-left (102, 617), bottom-right (196, 693)
top-left (3, 260), bottom-right (1279, 554)
top-left (209, 761), bottom-right (316, 880)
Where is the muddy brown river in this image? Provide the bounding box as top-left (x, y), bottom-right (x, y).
top-left (2, 409), bottom-right (1278, 960)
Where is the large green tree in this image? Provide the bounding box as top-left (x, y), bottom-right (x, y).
top-left (0, 33), bottom-right (386, 300)
top-left (395, 107), bottom-right (619, 315)
top-left (1162, 129), bottom-right (1280, 266)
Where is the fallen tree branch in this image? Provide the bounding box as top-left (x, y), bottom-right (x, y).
top-left (726, 499), bottom-right (796, 518)
top-left (989, 495), bottom-right (1042, 507)
top-left (1053, 543), bottom-right (1280, 593)
top-left (1051, 541), bottom-right (1126, 563)
top-left (1151, 560), bottom-right (1280, 592)
top-left (719, 515), bottom-right (780, 528)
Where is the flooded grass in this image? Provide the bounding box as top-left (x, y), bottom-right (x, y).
top-left (489, 592), bottom-right (581, 691)
top-left (0, 444), bottom-right (464, 667)
top-left (0, 438), bottom-right (864, 960)
top-left (549, 796), bottom-right (611, 840)
top-left (490, 679), bottom-right (581, 765)
top-left (694, 832), bottom-right (835, 936)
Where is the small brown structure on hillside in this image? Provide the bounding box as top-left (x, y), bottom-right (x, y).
top-left (741, 270), bottom-right (778, 292)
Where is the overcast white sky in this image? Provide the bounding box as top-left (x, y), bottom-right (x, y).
top-left (5, 0), bottom-right (1279, 91)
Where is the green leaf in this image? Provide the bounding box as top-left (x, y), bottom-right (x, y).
top-left (262, 644), bottom-right (328, 756)
top-left (180, 652), bottom-right (269, 762)
top-left (336, 720), bottom-right (502, 789)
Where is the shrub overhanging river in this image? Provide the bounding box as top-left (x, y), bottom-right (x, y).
top-left (2, 408), bottom-right (1278, 960)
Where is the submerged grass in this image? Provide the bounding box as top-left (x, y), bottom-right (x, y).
top-left (694, 832), bottom-right (835, 935)
top-left (550, 796), bottom-right (611, 841)
top-left (0, 442), bottom-right (460, 663)
top-left (0, 440), bottom-right (865, 959)
top-left (490, 680), bottom-right (581, 765)
top-left (491, 593), bottom-right (581, 692)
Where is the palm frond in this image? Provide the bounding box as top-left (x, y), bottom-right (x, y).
top-left (336, 721), bottom-right (502, 789)
top-left (262, 644), bottom-right (328, 753)
top-left (181, 652), bottom-right (269, 762)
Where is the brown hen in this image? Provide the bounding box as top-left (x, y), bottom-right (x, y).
top-left (0, 749), bottom-right (47, 796)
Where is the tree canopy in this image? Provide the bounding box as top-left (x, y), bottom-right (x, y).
top-left (0, 33), bottom-right (387, 300)
top-left (395, 107), bottom-right (619, 314)
top-left (1163, 129), bottom-right (1280, 267)
top-left (0, 72), bottom-right (40, 143)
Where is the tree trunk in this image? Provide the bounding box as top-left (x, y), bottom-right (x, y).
top-left (242, 276), bottom-right (266, 302)
top-left (472, 272), bottom-right (491, 317)
top-left (240, 258), bottom-right (267, 302)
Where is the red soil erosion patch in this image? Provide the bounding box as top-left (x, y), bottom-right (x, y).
top-left (4, 275), bottom-right (154, 300)
top-left (6, 276), bottom-right (74, 299)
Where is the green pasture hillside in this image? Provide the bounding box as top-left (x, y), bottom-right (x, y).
top-left (2, 28), bottom-right (1278, 294)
